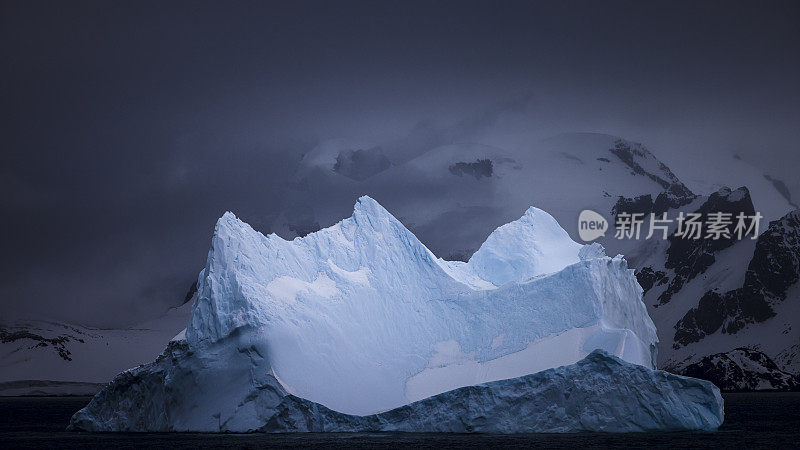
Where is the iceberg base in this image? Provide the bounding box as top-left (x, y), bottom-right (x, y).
top-left (69, 349), bottom-right (723, 433)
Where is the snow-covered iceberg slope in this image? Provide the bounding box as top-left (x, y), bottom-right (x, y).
top-left (70, 349), bottom-right (723, 433)
top-left (263, 350), bottom-right (723, 433)
top-left (69, 196), bottom-right (722, 432)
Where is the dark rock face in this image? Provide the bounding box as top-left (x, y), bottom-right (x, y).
top-left (333, 147), bottom-right (392, 181)
top-left (612, 194), bottom-right (654, 217)
top-left (606, 143), bottom-right (700, 307)
top-left (560, 152), bottom-right (583, 163)
top-left (673, 291), bottom-right (730, 346)
top-left (673, 209), bottom-right (800, 346)
top-left (449, 159), bottom-right (493, 179)
top-left (653, 185), bottom-right (697, 214)
top-left (635, 267), bottom-right (668, 295)
top-left (680, 348), bottom-right (798, 391)
top-left (183, 281), bottom-right (197, 304)
top-left (611, 187), bottom-right (695, 220)
top-left (0, 327), bottom-right (78, 361)
top-left (747, 209), bottom-right (800, 301)
top-left (764, 174), bottom-right (799, 208)
top-left (657, 187), bottom-right (756, 306)
top-left (608, 139), bottom-right (693, 198)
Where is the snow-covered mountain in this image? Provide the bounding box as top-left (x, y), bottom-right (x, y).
top-left (275, 133), bottom-right (701, 259)
top-left (68, 197), bottom-right (722, 432)
top-left (626, 188), bottom-right (800, 391)
top-left (0, 303), bottom-right (191, 396)
top-left (275, 132), bottom-right (795, 260)
top-left (675, 150), bottom-right (798, 222)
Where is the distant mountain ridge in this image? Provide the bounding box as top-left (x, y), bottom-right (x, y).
top-left (0, 303), bottom-right (190, 396)
top-left (632, 192), bottom-right (800, 390)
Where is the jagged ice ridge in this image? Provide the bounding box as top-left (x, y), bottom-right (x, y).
top-left (69, 196), bottom-right (722, 432)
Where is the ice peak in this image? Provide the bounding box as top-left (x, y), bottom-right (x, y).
top-left (507, 206), bottom-right (573, 237)
top-left (353, 195), bottom-right (393, 220)
top-left (520, 206), bottom-right (552, 223)
top-left (214, 211), bottom-right (251, 236)
top-left (208, 211), bottom-right (265, 257)
top-left (216, 210), bottom-right (238, 227)
top-left (467, 206), bottom-right (583, 285)
top-left (348, 195), bottom-right (420, 244)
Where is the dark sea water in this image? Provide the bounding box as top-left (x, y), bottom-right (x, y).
top-left (1, 393), bottom-right (798, 449)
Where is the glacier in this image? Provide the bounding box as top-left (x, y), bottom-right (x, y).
top-left (69, 196), bottom-right (722, 432)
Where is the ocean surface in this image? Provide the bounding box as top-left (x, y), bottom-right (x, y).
top-left (1, 393), bottom-right (798, 449)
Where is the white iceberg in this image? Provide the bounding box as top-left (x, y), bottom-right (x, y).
top-left (69, 196), bottom-right (722, 432)
top-left (263, 349), bottom-right (723, 433)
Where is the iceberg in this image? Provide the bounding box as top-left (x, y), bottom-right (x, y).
top-left (69, 196), bottom-right (722, 432)
top-left (262, 350), bottom-right (723, 433)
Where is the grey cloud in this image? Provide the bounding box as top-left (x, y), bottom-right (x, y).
top-left (1, 0), bottom-right (797, 326)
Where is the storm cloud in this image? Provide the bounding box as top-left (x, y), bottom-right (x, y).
top-left (1, 0), bottom-right (798, 326)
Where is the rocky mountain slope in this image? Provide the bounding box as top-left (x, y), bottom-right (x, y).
top-left (630, 191), bottom-right (800, 390)
top-left (0, 303), bottom-right (191, 396)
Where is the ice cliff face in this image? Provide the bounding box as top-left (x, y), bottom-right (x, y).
top-left (263, 350), bottom-right (723, 433)
top-left (186, 196), bottom-right (656, 415)
top-left (69, 196), bottom-right (722, 432)
top-left (70, 349), bottom-right (722, 433)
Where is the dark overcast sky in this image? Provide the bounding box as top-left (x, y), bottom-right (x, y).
top-left (1, 0), bottom-right (798, 326)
